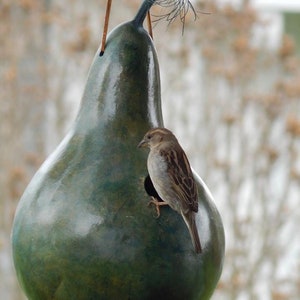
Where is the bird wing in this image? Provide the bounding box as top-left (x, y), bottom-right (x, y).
top-left (160, 148), bottom-right (198, 212)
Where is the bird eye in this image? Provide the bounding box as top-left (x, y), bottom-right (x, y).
top-left (147, 134), bottom-right (152, 139)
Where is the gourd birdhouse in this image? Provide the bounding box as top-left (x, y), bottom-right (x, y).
top-left (12, 1), bottom-right (225, 299)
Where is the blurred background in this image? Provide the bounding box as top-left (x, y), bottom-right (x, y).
top-left (1, 0), bottom-right (299, 299)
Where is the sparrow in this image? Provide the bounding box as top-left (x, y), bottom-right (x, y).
top-left (138, 127), bottom-right (202, 253)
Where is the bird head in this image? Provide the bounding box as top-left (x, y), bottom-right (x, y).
top-left (138, 127), bottom-right (177, 149)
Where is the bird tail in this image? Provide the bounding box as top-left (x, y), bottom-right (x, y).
top-left (182, 211), bottom-right (202, 254)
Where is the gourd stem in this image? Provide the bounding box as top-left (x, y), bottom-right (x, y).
top-left (133, 0), bottom-right (156, 27)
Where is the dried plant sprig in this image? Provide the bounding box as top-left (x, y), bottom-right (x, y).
top-left (134, 0), bottom-right (197, 29)
top-left (154, 0), bottom-right (197, 25)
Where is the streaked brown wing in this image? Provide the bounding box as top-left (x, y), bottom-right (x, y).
top-left (160, 147), bottom-right (198, 212)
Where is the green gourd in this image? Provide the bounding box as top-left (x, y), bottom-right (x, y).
top-left (12, 1), bottom-right (225, 299)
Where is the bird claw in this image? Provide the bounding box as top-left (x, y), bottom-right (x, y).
top-left (147, 197), bottom-right (168, 218)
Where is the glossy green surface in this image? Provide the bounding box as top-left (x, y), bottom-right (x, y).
top-left (12, 20), bottom-right (225, 300)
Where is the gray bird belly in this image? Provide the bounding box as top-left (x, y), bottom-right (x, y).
top-left (147, 153), bottom-right (180, 211)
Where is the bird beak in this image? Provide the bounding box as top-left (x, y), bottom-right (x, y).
top-left (137, 139), bottom-right (147, 148)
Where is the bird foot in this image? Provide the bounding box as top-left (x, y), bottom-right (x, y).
top-left (147, 197), bottom-right (169, 218)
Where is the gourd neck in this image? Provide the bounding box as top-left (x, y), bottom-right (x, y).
top-left (133, 0), bottom-right (156, 28)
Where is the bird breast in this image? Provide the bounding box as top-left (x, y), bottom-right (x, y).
top-left (147, 151), bottom-right (168, 185)
top-left (147, 150), bottom-right (180, 211)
